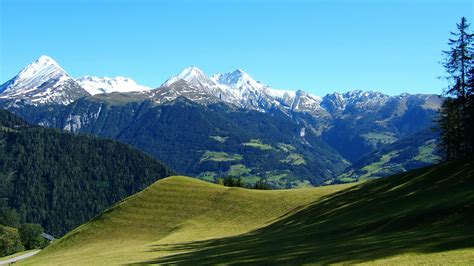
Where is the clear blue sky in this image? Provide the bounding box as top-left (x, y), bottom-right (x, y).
top-left (1, 0), bottom-right (472, 96)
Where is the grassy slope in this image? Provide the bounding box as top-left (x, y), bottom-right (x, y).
top-left (25, 177), bottom-right (353, 265)
top-left (25, 160), bottom-right (474, 264)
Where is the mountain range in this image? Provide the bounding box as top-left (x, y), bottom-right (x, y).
top-left (0, 56), bottom-right (444, 187)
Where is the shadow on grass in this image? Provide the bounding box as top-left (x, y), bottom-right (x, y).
top-left (133, 160), bottom-right (474, 265)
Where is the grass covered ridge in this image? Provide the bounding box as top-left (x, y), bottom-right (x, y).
top-left (24, 160), bottom-right (474, 264)
top-left (25, 177), bottom-right (352, 265)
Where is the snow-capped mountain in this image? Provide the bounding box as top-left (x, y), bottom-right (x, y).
top-left (290, 90), bottom-right (327, 115)
top-left (160, 67), bottom-right (325, 113)
top-left (321, 90), bottom-right (390, 114)
top-left (76, 76), bottom-right (152, 95)
top-left (160, 67), bottom-right (267, 109)
top-left (163, 66), bottom-right (218, 89)
top-left (0, 56), bottom-right (153, 106)
top-left (158, 66), bottom-right (441, 118)
top-left (211, 69), bottom-right (266, 92)
top-left (0, 56), bottom-right (89, 105)
top-left (156, 67), bottom-right (231, 104)
top-left (0, 56), bottom-right (441, 119)
top-left (150, 79), bottom-right (223, 105)
top-left (210, 69), bottom-right (277, 109)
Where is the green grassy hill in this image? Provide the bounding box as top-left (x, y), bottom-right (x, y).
top-left (24, 160), bottom-right (474, 265)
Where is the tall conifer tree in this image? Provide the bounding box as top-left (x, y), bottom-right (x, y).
top-left (439, 17), bottom-right (474, 158)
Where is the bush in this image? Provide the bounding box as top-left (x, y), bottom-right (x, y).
top-left (223, 177), bottom-right (244, 187)
top-left (254, 180), bottom-right (271, 190)
top-left (19, 223), bottom-right (46, 250)
top-left (0, 226), bottom-right (24, 257)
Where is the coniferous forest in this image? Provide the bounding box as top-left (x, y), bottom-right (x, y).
top-left (0, 110), bottom-right (173, 236)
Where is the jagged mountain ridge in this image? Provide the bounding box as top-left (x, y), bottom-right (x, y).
top-left (0, 55), bottom-right (440, 118)
top-left (158, 66), bottom-right (326, 114)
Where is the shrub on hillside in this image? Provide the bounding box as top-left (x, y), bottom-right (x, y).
top-left (0, 226), bottom-right (24, 257)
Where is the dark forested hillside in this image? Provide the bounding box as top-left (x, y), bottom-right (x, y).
top-left (9, 97), bottom-right (349, 188)
top-left (0, 110), bottom-right (173, 236)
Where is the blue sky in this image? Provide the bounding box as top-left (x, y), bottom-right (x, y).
top-left (1, 0), bottom-right (472, 96)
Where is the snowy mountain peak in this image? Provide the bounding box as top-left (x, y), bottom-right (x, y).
top-left (0, 55), bottom-right (89, 105)
top-left (1, 55), bottom-right (68, 95)
top-left (14, 55), bottom-right (66, 84)
top-left (228, 68), bottom-right (249, 79)
top-left (76, 76), bottom-right (152, 95)
top-left (181, 66), bottom-right (205, 77)
top-left (211, 69), bottom-right (261, 90)
top-left (162, 66), bottom-right (217, 88)
top-left (37, 55), bottom-right (59, 65)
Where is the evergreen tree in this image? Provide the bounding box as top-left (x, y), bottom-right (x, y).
top-left (438, 99), bottom-right (462, 160)
top-left (439, 17), bottom-right (474, 158)
top-left (466, 53), bottom-right (474, 155)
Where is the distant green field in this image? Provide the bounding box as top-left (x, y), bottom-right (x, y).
top-left (414, 140), bottom-right (441, 163)
top-left (362, 132), bottom-right (398, 145)
top-left (196, 171), bottom-right (217, 182)
top-left (243, 139), bottom-right (274, 150)
top-left (280, 153), bottom-right (306, 165)
top-left (227, 163), bottom-right (252, 176)
top-left (339, 139), bottom-right (443, 182)
top-left (200, 151), bottom-right (243, 162)
top-left (277, 143), bottom-right (296, 152)
top-left (209, 135), bottom-right (228, 143)
top-left (23, 160), bottom-right (474, 265)
top-left (359, 151), bottom-right (400, 179)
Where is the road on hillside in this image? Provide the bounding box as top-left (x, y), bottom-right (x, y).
top-left (0, 250), bottom-right (40, 265)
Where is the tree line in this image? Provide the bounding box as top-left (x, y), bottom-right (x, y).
top-left (216, 177), bottom-right (271, 190)
top-left (439, 17), bottom-right (474, 160)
